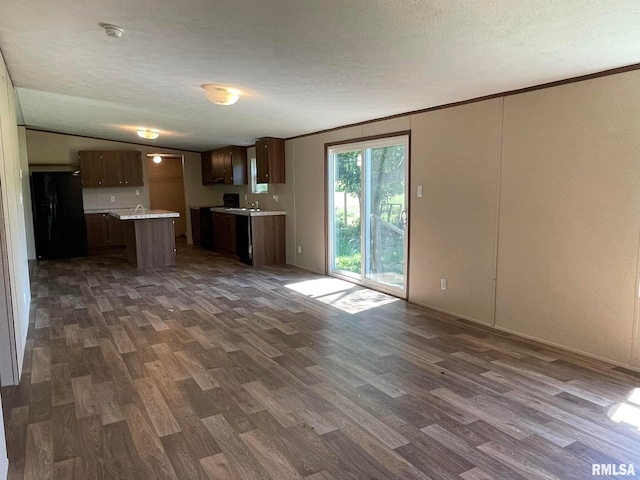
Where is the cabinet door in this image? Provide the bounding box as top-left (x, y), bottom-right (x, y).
top-left (201, 152), bottom-right (214, 184)
top-left (213, 212), bottom-right (224, 250)
top-left (212, 150), bottom-right (226, 183)
top-left (230, 146), bottom-right (247, 185)
top-left (78, 151), bottom-right (104, 187)
top-left (255, 138), bottom-right (268, 184)
top-left (222, 149), bottom-right (233, 184)
top-left (190, 209), bottom-right (201, 246)
top-left (86, 214), bottom-right (109, 249)
top-left (102, 151), bottom-right (124, 187)
top-left (107, 215), bottom-right (125, 246)
top-left (227, 214), bottom-right (236, 254)
top-left (265, 137), bottom-right (285, 183)
top-left (121, 151), bottom-right (143, 186)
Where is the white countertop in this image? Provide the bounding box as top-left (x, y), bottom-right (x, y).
top-left (109, 209), bottom-right (180, 220)
top-left (210, 207), bottom-right (286, 217)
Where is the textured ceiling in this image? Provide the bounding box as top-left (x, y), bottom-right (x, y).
top-left (1, 0), bottom-right (639, 151)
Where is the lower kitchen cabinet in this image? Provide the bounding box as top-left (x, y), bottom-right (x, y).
top-left (85, 213), bottom-right (126, 250)
top-left (212, 212), bottom-right (236, 254)
top-left (212, 211), bottom-right (285, 266)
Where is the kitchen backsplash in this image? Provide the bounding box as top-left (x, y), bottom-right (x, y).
top-left (82, 186), bottom-right (150, 211)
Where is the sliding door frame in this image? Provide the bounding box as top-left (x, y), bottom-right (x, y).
top-left (324, 130), bottom-right (411, 299)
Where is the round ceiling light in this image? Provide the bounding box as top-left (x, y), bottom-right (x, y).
top-left (152, 155), bottom-right (162, 164)
top-left (137, 129), bottom-right (160, 140)
top-left (202, 84), bottom-right (241, 106)
top-left (99, 23), bottom-right (124, 38)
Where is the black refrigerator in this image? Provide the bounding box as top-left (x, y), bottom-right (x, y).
top-left (31, 171), bottom-right (87, 260)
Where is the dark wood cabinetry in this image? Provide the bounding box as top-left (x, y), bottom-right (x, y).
top-left (212, 212), bottom-right (236, 254)
top-left (255, 137), bottom-right (285, 184)
top-left (85, 213), bottom-right (125, 250)
top-left (211, 210), bottom-right (285, 266)
top-left (201, 146), bottom-right (247, 185)
top-left (190, 208), bottom-right (201, 246)
top-left (79, 151), bottom-right (143, 188)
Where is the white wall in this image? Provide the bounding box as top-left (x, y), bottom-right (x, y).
top-left (284, 69), bottom-right (640, 370)
top-left (0, 49), bottom-right (28, 474)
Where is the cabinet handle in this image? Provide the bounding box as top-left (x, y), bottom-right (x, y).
top-left (124, 181), bottom-right (128, 184)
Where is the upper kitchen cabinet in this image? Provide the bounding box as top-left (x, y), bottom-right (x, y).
top-left (201, 146), bottom-right (247, 185)
top-left (255, 137), bottom-right (285, 183)
top-left (78, 151), bottom-right (143, 188)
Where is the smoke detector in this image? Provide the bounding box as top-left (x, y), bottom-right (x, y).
top-left (99, 23), bottom-right (124, 38)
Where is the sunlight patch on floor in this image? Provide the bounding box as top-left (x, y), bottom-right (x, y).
top-left (608, 389), bottom-right (640, 431)
top-left (285, 277), bottom-right (399, 314)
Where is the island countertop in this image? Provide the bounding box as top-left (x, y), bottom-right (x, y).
top-left (109, 209), bottom-right (180, 220)
top-left (210, 207), bottom-right (285, 217)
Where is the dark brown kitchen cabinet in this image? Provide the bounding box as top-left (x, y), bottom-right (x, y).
top-left (78, 151), bottom-right (104, 187)
top-left (255, 137), bottom-right (285, 184)
top-left (201, 151), bottom-right (214, 184)
top-left (85, 214), bottom-right (109, 249)
top-left (190, 208), bottom-right (201, 246)
top-left (79, 151), bottom-right (143, 188)
top-left (212, 212), bottom-right (236, 254)
top-left (85, 213), bottom-right (125, 250)
top-left (201, 146), bottom-right (247, 185)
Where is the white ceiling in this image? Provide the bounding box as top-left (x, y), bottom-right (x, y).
top-left (1, 0), bottom-right (639, 152)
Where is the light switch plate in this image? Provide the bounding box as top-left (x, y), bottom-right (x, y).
top-left (417, 185), bottom-right (423, 197)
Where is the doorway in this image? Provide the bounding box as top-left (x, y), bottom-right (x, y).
top-left (327, 134), bottom-right (409, 297)
top-left (147, 155), bottom-right (187, 237)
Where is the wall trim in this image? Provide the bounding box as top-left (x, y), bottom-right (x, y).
top-left (414, 299), bottom-right (640, 373)
top-left (287, 62), bottom-right (640, 142)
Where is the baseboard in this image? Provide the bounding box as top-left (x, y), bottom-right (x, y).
top-left (411, 300), bottom-right (640, 374)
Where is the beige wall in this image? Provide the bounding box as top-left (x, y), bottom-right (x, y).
top-left (409, 99), bottom-right (503, 325)
top-left (496, 72), bottom-right (640, 364)
top-left (284, 70), bottom-right (640, 370)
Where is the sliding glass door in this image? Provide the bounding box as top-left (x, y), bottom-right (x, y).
top-left (328, 135), bottom-right (408, 297)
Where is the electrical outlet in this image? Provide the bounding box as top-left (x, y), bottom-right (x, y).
top-left (110, 195), bottom-right (116, 203)
top-left (136, 189), bottom-right (140, 196)
top-left (417, 185), bottom-right (423, 197)
top-left (244, 194), bottom-right (248, 201)
top-left (297, 246), bottom-right (302, 254)
top-left (440, 278), bottom-right (447, 291)
top-left (273, 195), bottom-right (278, 202)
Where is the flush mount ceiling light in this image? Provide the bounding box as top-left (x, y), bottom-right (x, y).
top-left (152, 155), bottom-right (162, 164)
top-left (202, 84), bottom-right (241, 106)
top-left (136, 129), bottom-right (160, 140)
top-left (99, 23), bottom-right (124, 38)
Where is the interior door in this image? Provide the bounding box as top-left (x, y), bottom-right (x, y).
top-left (328, 135), bottom-right (408, 297)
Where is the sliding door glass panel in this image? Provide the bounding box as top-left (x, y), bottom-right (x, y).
top-left (331, 150), bottom-right (362, 278)
top-left (364, 144), bottom-right (406, 289)
top-left (328, 135), bottom-right (408, 297)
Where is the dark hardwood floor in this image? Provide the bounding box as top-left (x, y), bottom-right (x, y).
top-left (3, 244), bottom-right (640, 479)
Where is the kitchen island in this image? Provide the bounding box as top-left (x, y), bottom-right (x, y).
top-left (109, 209), bottom-right (180, 269)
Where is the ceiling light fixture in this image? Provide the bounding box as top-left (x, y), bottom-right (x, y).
top-left (99, 23), bottom-right (124, 38)
top-left (152, 155), bottom-right (162, 164)
top-left (202, 84), bottom-right (241, 106)
top-left (137, 129), bottom-right (160, 140)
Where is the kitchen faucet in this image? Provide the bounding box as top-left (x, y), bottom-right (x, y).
top-left (250, 200), bottom-right (259, 209)
top-left (134, 204), bottom-right (147, 213)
